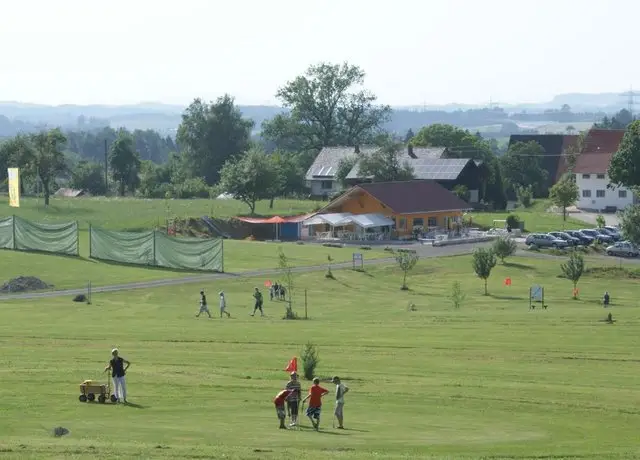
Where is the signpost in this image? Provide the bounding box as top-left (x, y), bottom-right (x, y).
top-left (529, 284), bottom-right (546, 309)
top-left (352, 252), bottom-right (363, 271)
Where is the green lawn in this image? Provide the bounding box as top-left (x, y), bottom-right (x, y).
top-left (0, 196), bottom-right (319, 230)
top-left (1, 254), bottom-right (640, 458)
top-left (0, 239), bottom-right (386, 292)
top-left (468, 200), bottom-right (586, 232)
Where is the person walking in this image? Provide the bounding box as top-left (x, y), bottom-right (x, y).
top-left (285, 372), bottom-right (302, 426)
top-left (219, 291), bottom-right (231, 318)
top-left (251, 287), bottom-right (264, 316)
top-left (196, 290), bottom-right (211, 318)
top-left (302, 377), bottom-right (329, 431)
top-left (104, 348), bottom-right (130, 404)
top-left (332, 376), bottom-right (349, 429)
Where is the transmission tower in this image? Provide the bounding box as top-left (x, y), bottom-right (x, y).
top-left (620, 86), bottom-right (640, 115)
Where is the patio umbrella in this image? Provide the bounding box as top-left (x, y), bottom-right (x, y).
top-left (265, 216), bottom-right (286, 240)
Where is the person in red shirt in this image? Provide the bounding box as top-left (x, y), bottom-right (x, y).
top-left (301, 378), bottom-right (329, 430)
top-left (273, 389), bottom-right (294, 429)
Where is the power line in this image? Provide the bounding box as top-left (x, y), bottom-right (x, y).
top-left (619, 86), bottom-right (640, 115)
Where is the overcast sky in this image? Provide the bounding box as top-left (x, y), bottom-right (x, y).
top-left (0, 0), bottom-right (637, 106)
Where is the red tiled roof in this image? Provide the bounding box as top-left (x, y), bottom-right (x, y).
top-left (356, 180), bottom-right (471, 214)
top-left (573, 129), bottom-right (626, 173)
top-left (581, 129), bottom-right (625, 154)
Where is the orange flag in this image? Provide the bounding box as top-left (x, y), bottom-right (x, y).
top-left (284, 357), bottom-right (297, 373)
top-left (504, 277), bottom-right (512, 286)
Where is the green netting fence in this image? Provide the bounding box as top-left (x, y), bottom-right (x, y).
top-left (89, 227), bottom-right (224, 272)
top-left (0, 216), bottom-right (79, 255)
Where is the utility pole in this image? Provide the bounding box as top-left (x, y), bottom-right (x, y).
top-left (104, 139), bottom-right (109, 193)
top-left (620, 86), bottom-right (639, 117)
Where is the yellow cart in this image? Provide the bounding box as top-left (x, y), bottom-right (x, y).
top-left (79, 379), bottom-right (118, 404)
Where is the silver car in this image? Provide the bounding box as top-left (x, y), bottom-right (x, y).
top-left (605, 241), bottom-right (639, 257)
top-left (525, 233), bottom-right (569, 249)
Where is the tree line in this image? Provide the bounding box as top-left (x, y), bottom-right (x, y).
top-left (2, 60), bottom-right (638, 215)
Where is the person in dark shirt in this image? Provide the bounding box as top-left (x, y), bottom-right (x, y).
top-left (196, 290), bottom-right (211, 318)
top-left (251, 287), bottom-right (264, 317)
top-left (104, 348), bottom-right (130, 403)
top-left (603, 291), bottom-right (610, 307)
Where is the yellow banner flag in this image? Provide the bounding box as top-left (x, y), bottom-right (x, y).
top-left (8, 168), bottom-right (20, 208)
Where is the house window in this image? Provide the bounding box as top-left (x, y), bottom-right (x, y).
top-left (596, 190), bottom-right (605, 198)
top-left (412, 218), bottom-right (424, 228)
top-left (320, 180), bottom-right (333, 190)
top-left (427, 217), bottom-right (438, 227)
top-left (597, 174), bottom-right (605, 179)
top-left (397, 217), bottom-right (407, 230)
top-left (582, 190), bottom-right (591, 198)
top-left (582, 174), bottom-right (591, 179)
top-left (619, 190), bottom-right (628, 198)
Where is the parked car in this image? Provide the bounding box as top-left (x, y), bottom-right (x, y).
top-left (565, 230), bottom-right (595, 245)
top-left (525, 233), bottom-right (569, 249)
top-left (579, 229), bottom-right (613, 244)
top-left (605, 241), bottom-right (640, 257)
top-left (604, 226), bottom-right (622, 239)
top-left (549, 231), bottom-right (581, 246)
top-left (595, 227), bottom-right (621, 241)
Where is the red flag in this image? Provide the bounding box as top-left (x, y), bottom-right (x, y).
top-left (264, 280), bottom-right (272, 288)
top-left (284, 357), bottom-right (297, 373)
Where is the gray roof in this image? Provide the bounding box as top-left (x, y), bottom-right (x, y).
top-left (345, 146), bottom-right (468, 181)
top-left (411, 158), bottom-right (471, 180)
top-left (305, 146), bottom-right (378, 180)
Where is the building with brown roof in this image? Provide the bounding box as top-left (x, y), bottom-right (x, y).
top-left (314, 180), bottom-right (471, 236)
top-left (574, 129), bottom-right (634, 211)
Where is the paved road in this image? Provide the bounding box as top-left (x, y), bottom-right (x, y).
top-left (0, 242), bottom-right (488, 302)
top-left (571, 211), bottom-right (621, 227)
top-left (2, 240), bottom-right (635, 302)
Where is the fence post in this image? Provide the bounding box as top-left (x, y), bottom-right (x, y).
top-left (87, 281), bottom-right (92, 305)
top-left (153, 230), bottom-right (157, 266)
top-left (221, 238), bottom-right (224, 273)
top-left (76, 221), bottom-right (80, 256)
top-left (305, 289), bottom-right (308, 319)
top-left (12, 215), bottom-right (16, 250)
top-left (89, 224), bottom-right (92, 258)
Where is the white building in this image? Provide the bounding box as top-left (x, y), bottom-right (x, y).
top-left (573, 129), bottom-right (635, 212)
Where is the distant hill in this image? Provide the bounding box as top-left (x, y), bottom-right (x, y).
top-left (0, 91), bottom-right (631, 138)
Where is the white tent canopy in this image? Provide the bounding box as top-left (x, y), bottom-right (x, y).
top-left (345, 213), bottom-right (395, 229)
top-left (303, 212), bottom-right (393, 229)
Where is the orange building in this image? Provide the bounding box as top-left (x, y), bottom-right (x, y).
top-left (315, 180), bottom-right (471, 236)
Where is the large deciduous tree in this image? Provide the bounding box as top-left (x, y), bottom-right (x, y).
top-left (109, 130), bottom-right (141, 196)
top-left (70, 160), bottom-right (107, 196)
top-left (261, 62), bottom-right (391, 152)
top-left (177, 95), bottom-right (254, 185)
top-left (218, 147), bottom-right (281, 215)
top-left (358, 138), bottom-right (415, 182)
top-left (608, 120), bottom-right (640, 191)
top-left (2, 129), bottom-right (68, 206)
top-left (500, 141), bottom-right (548, 198)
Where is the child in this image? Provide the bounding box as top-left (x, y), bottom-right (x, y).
top-left (196, 290), bottom-right (211, 318)
top-left (332, 376), bottom-right (349, 429)
top-left (219, 291), bottom-right (231, 318)
top-left (302, 377), bottom-right (329, 430)
top-left (251, 287), bottom-right (264, 316)
top-left (273, 389), bottom-right (294, 429)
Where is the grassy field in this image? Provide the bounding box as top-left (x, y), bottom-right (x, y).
top-left (0, 196), bottom-right (319, 230)
top-left (2, 253), bottom-right (640, 459)
top-left (0, 239), bottom-right (387, 292)
top-left (468, 200), bottom-right (586, 232)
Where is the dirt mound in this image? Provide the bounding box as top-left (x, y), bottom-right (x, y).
top-left (0, 276), bottom-right (53, 293)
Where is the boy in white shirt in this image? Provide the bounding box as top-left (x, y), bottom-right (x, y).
top-left (219, 291), bottom-right (231, 318)
top-left (332, 376), bottom-right (349, 429)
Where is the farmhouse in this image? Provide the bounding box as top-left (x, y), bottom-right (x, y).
top-left (303, 180), bottom-right (471, 240)
top-left (573, 129), bottom-right (634, 212)
top-left (305, 144), bottom-right (484, 202)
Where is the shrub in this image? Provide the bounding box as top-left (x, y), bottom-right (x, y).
top-left (516, 185), bottom-right (533, 208)
top-left (506, 214), bottom-right (520, 230)
top-left (451, 281), bottom-right (466, 309)
top-left (301, 342), bottom-right (320, 381)
top-left (492, 235), bottom-right (518, 263)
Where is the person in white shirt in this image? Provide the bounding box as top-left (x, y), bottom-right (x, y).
top-left (331, 376), bottom-right (349, 429)
top-left (219, 291), bottom-right (231, 318)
